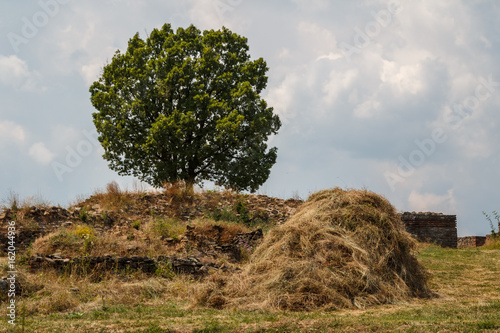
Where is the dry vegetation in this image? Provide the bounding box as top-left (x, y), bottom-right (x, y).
top-left (195, 188), bottom-right (431, 311)
top-left (1, 185), bottom-right (499, 332)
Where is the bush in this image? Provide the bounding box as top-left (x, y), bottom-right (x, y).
top-left (147, 217), bottom-right (186, 240)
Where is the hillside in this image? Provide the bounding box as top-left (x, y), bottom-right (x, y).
top-left (0, 185), bottom-right (499, 332)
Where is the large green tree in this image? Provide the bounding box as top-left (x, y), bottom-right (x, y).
top-left (90, 24), bottom-right (281, 191)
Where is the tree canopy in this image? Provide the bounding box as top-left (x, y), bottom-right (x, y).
top-left (90, 24), bottom-right (281, 191)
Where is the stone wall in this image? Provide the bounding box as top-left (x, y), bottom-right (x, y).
top-left (401, 212), bottom-right (457, 248)
top-left (27, 253), bottom-right (219, 276)
top-left (457, 236), bottom-right (486, 248)
top-left (0, 230), bottom-right (45, 254)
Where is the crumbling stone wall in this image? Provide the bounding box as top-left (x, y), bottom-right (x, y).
top-left (27, 253), bottom-right (219, 276)
top-left (401, 212), bottom-right (457, 248)
top-left (457, 236), bottom-right (486, 248)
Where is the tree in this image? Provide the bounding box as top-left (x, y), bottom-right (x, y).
top-left (90, 24), bottom-right (281, 192)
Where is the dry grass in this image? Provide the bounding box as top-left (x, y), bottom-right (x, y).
top-left (89, 181), bottom-right (132, 212)
top-left (483, 236), bottom-right (500, 249)
top-left (30, 221), bottom-right (167, 258)
top-left (195, 188), bottom-right (431, 311)
top-left (1, 190), bottom-right (52, 212)
top-left (192, 219), bottom-right (251, 244)
top-left (0, 258), bottom-right (195, 317)
top-left (3, 245), bottom-right (497, 332)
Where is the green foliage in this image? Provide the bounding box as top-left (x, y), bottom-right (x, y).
top-left (48, 229), bottom-right (80, 250)
top-left (210, 207), bottom-right (238, 223)
top-left (155, 261), bottom-right (175, 279)
top-left (79, 206), bottom-right (90, 222)
top-left (131, 220), bottom-right (142, 230)
top-left (209, 196), bottom-right (270, 228)
top-left (71, 224), bottom-right (96, 255)
top-left (100, 211), bottom-right (112, 225)
top-left (482, 210), bottom-right (499, 237)
top-left (90, 24), bottom-right (280, 192)
top-left (233, 196), bottom-right (250, 223)
top-left (6, 190), bottom-right (19, 212)
top-left (150, 217), bottom-right (186, 240)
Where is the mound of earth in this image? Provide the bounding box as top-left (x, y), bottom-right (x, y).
top-left (196, 188), bottom-right (432, 311)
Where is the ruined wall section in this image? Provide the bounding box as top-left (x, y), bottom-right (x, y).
top-left (401, 212), bottom-right (457, 248)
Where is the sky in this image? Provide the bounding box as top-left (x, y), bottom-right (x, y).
top-left (1, 0), bottom-right (500, 237)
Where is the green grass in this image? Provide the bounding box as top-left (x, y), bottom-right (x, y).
top-left (2, 245), bottom-right (499, 332)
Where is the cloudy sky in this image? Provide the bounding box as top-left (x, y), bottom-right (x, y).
top-left (1, 0), bottom-right (500, 236)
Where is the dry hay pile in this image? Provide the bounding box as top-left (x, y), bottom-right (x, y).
top-left (196, 188), bottom-right (432, 311)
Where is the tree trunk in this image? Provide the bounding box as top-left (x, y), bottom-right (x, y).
top-left (185, 176), bottom-right (195, 194)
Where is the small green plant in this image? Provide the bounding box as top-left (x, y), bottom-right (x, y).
top-left (210, 207), bottom-right (238, 223)
top-left (155, 261), bottom-right (175, 279)
top-left (131, 220), bottom-right (142, 230)
top-left (48, 229), bottom-right (80, 249)
top-left (233, 197), bottom-right (250, 224)
top-left (150, 217), bottom-right (186, 239)
top-left (482, 210), bottom-right (499, 237)
top-left (100, 211), bottom-right (112, 224)
top-left (4, 189), bottom-right (20, 212)
top-left (79, 206), bottom-right (90, 222)
top-left (71, 224), bottom-right (96, 255)
top-left (209, 196), bottom-right (254, 226)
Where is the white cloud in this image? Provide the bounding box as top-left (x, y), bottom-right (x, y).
top-left (266, 73), bottom-right (300, 124)
top-left (0, 121), bottom-right (26, 146)
top-left (408, 189), bottom-right (456, 214)
top-left (189, 0), bottom-right (247, 30)
top-left (81, 61), bottom-right (102, 86)
top-left (381, 61), bottom-right (424, 95)
top-left (353, 99), bottom-right (381, 119)
top-left (0, 55), bottom-right (44, 92)
top-left (29, 142), bottom-right (56, 165)
top-left (322, 68), bottom-right (358, 106)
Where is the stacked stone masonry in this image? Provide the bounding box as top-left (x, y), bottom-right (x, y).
top-left (27, 253), bottom-right (220, 276)
top-left (400, 212), bottom-right (458, 248)
top-left (457, 236), bottom-right (486, 248)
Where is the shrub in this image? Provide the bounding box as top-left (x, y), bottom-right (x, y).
top-left (147, 217), bottom-right (186, 240)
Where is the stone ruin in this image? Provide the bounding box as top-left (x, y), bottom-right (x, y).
top-left (400, 212), bottom-right (458, 248)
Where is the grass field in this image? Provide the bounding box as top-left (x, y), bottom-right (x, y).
top-left (2, 244), bottom-right (499, 332)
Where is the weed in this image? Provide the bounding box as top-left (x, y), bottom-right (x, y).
top-left (482, 210), bottom-right (499, 237)
top-left (147, 217), bottom-right (186, 240)
top-left (164, 181), bottom-right (194, 203)
top-left (79, 206), bottom-right (90, 222)
top-left (210, 207), bottom-right (238, 223)
top-left (3, 189), bottom-right (20, 212)
top-left (100, 211), bottom-right (112, 225)
top-left (155, 261), bottom-right (175, 279)
top-left (72, 224), bottom-right (95, 239)
top-left (66, 311), bottom-right (85, 319)
top-left (132, 220), bottom-right (142, 230)
top-left (140, 324), bottom-right (175, 332)
top-left (193, 320), bottom-right (228, 333)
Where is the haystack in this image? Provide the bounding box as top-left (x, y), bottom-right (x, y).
top-left (195, 188), bottom-right (432, 311)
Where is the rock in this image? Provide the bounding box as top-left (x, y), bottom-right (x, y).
top-left (0, 278), bottom-right (8, 292)
top-left (126, 245), bottom-right (139, 252)
top-left (0, 209), bottom-right (10, 221)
